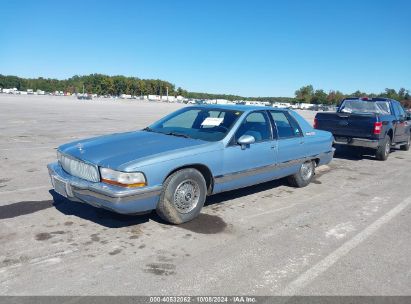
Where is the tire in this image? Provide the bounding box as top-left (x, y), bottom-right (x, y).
top-left (288, 160), bottom-right (315, 188)
top-left (400, 134), bottom-right (410, 151)
top-left (156, 168), bottom-right (207, 224)
top-left (376, 135), bottom-right (391, 161)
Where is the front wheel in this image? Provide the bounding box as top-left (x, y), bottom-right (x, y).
top-left (400, 134), bottom-right (410, 151)
top-left (156, 168), bottom-right (207, 224)
top-left (288, 160), bottom-right (315, 188)
top-left (376, 135), bottom-right (391, 161)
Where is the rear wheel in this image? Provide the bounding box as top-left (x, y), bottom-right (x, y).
top-left (376, 135), bottom-right (391, 161)
top-left (156, 168), bottom-right (207, 224)
top-left (288, 160), bottom-right (315, 188)
top-left (400, 134), bottom-right (410, 151)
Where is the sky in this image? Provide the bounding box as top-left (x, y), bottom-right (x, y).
top-left (0, 0), bottom-right (410, 97)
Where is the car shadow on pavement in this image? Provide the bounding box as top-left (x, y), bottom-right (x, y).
top-left (51, 179), bottom-right (289, 228)
top-left (334, 145), bottom-right (398, 161)
top-left (332, 144), bottom-right (399, 161)
top-left (205, 178), bottom-right (287, 205)
top-left (50, 190), bottom-right (159, 228)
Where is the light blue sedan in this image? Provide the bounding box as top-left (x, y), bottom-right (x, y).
top-left (48, 105), bottom-right (334, 224)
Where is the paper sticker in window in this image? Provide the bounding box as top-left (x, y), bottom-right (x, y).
top-left (201, 117), bottom-right (224, 126)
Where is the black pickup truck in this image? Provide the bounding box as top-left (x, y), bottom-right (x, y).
top-left (314, 97), bottom-right (411, 160)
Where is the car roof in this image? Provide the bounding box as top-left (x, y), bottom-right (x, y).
top-left (343, 97), bottom-right (392, 102)
top-left (189, 104), bottom-right (289, 112)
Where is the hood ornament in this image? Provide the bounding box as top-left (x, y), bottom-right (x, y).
top-left (76, 143), bottom-right (85, 153)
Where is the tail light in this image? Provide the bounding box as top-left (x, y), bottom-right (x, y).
top-left (313, 118), bottom-right (318, 129)
top-left (373, 122), bottom-right (383, 134)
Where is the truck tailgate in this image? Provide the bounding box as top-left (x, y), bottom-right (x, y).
top-left (315, 112), bottom-right (377, 138)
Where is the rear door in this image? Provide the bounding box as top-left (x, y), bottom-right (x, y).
top-left (269, 111), bottom-right (306, 171)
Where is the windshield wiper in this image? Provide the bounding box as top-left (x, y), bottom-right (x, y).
top-left (142, 127), bottom-right (154, 132)
top-left (164, 132), bottom-right (190, 138)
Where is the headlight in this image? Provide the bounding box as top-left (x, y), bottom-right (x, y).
top-left (100, 168), bottom-right (146, 187)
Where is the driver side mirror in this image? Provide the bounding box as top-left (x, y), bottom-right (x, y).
top-left (237, 135), bottom-right (255, 150)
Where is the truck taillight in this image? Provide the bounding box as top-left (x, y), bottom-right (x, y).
top-left (373, 122), bottom-right (383, 134)
top-left (313, 118), bottom-right (318, 129)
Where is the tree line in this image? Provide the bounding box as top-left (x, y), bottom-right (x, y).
top-left (0, 74), bottom-right (410, 108)
top-left (0, 74), bottom-right (177, 97)
top-left (295, 85), bottom-right (411, 107)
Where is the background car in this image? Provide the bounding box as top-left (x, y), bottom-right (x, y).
top-left (315, 98), bottom-right (411, 160)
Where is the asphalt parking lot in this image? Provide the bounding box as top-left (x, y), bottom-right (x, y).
top-left (1, 95), bottom-right (411, 296)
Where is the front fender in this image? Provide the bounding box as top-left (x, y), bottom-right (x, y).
top-left (133, 149), bottom-right (224, 189)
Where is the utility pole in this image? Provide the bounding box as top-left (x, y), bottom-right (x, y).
top-left (166, 86), bottom-right (169, 102)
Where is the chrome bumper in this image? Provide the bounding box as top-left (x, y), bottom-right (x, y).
top-left (334, 138), bottom-right (379, 149)
top-left (317, 148), bottom-right (335, 166)
top-left (47, 162), bottom-right (161, 214)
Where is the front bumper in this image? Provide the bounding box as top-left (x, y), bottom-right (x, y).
top-left (334, 137), bottom-right (379, 149)
top-left (47, 162), bottom-right (161, 214)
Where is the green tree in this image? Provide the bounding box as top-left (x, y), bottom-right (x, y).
top-left (327, 90), bottom-right (345, 105)
top-left (382, 88), bottom-right (398, 99)
top-left (295, 85), bottom-right (314, 103)
top-left (311, 89), bottom-right (327, 104)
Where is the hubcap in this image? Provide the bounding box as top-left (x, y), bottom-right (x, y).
top-left (300, 162), bottom-right (313, 181)
top-left (173, 179), bottom-right (200, 214)
top-left (385, 140), bottom-right (391, 155)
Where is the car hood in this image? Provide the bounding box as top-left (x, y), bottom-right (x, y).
top-left (58, 131), bottom-right (209, 170)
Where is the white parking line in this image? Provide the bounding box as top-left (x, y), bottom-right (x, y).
top-left (0, 185), bottom-right (49, 195)
top-left (281, 195), bottom-right (411, 295)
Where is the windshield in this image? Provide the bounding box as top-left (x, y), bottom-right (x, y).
top-left (339, 100), bottom-right (391, 115)
top-left (146, 107), bottom-right (243, 141)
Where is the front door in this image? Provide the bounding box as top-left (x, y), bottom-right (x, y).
top-left (393, 102), bottom-right (408, 143)
top-left (218, 111), bottom-right (277, 192)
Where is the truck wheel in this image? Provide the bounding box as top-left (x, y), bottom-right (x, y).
top-left (376, 135), bottom-right (391, 161)
top-left (156, 168), bottom-right (207, 224)
top-left (400, 134), bottom-right (410, 151)
top-left (288, 160), bottom-right (315, 188)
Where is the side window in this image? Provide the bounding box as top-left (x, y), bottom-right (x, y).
top-left (270, 111), bottom-right (302, 139)
top-left (397, 103), bottom-right (406, 119)
top-left (234, 112), bottom-right (271, 143)
top-left (392, 103), bottom-right (400, 117)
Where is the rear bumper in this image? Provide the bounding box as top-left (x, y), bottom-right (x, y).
top-left (334, 137), bottom-right (379, 149)
top-left (317, 148), bottom-right (335, 166)
top-left (47, 162), bottom-right (161, 214)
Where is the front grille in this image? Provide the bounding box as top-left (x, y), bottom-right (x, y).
top-left (59, 154), bottom-right (100, 182)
